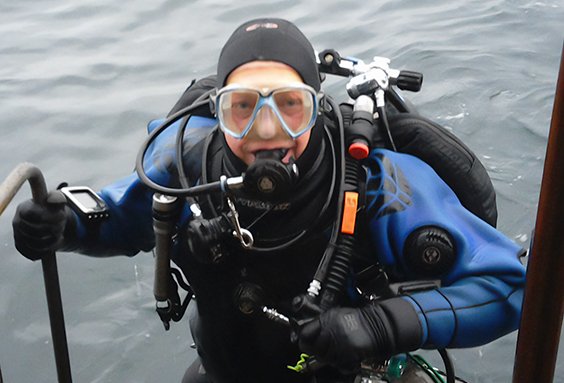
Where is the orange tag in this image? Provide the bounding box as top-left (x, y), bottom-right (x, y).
top-left (341, 192), bottom-right (358, 234)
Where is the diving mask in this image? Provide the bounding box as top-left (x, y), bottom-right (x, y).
top-left (213, 83), bottom-right (320, 139)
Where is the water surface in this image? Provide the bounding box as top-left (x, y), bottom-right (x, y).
top-left (1, 1), bottom-right (563, 382)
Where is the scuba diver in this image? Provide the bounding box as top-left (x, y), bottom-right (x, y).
top-left (12, 18), bottom-right (526, 383)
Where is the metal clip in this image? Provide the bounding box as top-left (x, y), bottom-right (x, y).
top-left (226, 197), bottom-right (254, 249)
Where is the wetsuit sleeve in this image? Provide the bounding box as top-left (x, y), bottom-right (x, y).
top-left (70, 117), bottom-right (214, 257)
top-left (365, 149), bottom-right (526, 348)
top-left (71, 161), bottom-right (174, 257)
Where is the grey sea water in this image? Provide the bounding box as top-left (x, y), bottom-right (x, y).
top-left (0, 1), bottom-right (562, 382)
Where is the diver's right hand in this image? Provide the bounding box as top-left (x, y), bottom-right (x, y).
top-left (12, 190), bottom-right (74, 261)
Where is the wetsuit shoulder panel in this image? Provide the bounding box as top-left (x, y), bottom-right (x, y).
top-left (365, 149), bottom-right (525, 347)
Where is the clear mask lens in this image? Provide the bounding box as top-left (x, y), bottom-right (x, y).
top-left (216, 85), bottom-right (318, 139)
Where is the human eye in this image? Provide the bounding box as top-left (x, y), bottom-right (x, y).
top-left (233, 101), bottom-right (251, 111)
top-left (275, 91), bottom-right (304, 114)
top-left (230, 93), bottom-right (257, 117)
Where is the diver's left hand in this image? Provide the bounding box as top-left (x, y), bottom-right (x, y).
top-left (297, 305), bottom-right (393, 369)
top-left (297, 298), bottom-right (422, 369)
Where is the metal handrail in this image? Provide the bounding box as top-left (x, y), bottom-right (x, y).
top-left (0, 163), bottom-right (72, 383)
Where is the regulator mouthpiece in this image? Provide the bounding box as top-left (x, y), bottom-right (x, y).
top-left (243, 149), bottom-right (299, 201)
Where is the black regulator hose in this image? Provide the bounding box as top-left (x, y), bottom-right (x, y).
top-left (173, 87), bottom-right (218, 193)
top-left (175, 115), bottom-right (194, 191)
top-left (312, 96), bottom-right (346, 287)
top-left (309, 95), bottom-right (365, 311)
top-left (319, 150), bottom-right (363, 311)
top-left (175, 112), bottom-right (203, 212)
top-left (135, 94), bottom-right (214, 196)
top-left (439, 349), bottom-right (456, 383)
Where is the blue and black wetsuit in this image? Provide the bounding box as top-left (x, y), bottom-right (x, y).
top-left (70, 114), bottom-right (526, 383)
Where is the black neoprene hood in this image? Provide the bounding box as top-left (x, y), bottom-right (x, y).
top-left (216, 18), bottom-right (321, 91)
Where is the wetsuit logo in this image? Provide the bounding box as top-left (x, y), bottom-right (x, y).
top-left (365, 154), bottom-right (412, 218)
top-left (342, 313), bottom-right (360, 331)
top-left (235, 197), bottom-right (291, 211)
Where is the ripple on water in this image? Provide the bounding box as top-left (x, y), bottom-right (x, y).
top-left (1, 1), bottom-right (564, 382)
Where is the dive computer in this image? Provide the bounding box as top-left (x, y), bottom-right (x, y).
top-left (60, 186), bottom-right (109, 220)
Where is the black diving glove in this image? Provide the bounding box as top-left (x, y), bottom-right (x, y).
top-left (298, 297), bottom-right (422, 369)
top-left (12, 190), bottom-right (77, 261)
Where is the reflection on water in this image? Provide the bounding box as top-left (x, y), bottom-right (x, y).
top-left (1, 1), bottom-right (563, 382)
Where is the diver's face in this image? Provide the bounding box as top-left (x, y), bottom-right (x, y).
top-left (223, 61), bottom-right (313, 165)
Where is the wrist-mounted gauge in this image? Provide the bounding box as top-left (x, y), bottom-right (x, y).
top-left (60, 186), bottom-right (109, 221)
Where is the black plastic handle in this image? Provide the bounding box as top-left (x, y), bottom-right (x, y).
top-left (396, 70), bottom-right (423, 92)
